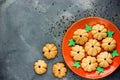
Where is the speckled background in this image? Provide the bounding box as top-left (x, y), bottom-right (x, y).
top-left (0, 0), bottom-right (120, 80)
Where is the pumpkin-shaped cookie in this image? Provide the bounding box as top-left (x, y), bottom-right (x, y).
top-left (52, 62), bottom-right (67, 78)
top-left (70, 45), bottom-right (85, 61)
top-left (34, 60), bottom-right (48, 74)
top-left (81, 56), bottom-right (98, 72)
top-left (97, 51), bottom-right (112, 68)
top-left (102, 37), bottom-right (116, 51)
top-left (92, 24), bottom-right (107, 40)
top-left (42, 43), bottom-right (58, 59)
top-left (85, 39), bottom-right (101, 56)
top-left (73, 29), bottom-right (88, 45)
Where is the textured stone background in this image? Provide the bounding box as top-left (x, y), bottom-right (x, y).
top-left (0, 0), bottom-right (120, 80)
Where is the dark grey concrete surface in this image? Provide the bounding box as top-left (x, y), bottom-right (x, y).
top-left (0, 0), bottom-right (120, 80)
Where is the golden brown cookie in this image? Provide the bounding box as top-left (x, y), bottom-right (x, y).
top-left (34, 60), bottom-right (48, 74)
top-left (85, 39), bottom-right (101, 56)
top-left (73, 29), bottom-right (88, 45)
top-left (97, 51), bottom-right (112, 68)
top-left (42, 43), bottom-right (58, 59)
top-left (92, 24), bottom-right (107, 40)
top-left (102, 37), bottom-right (116, 51)
top-left (81, 56), bottom-right (98, 72)
top-left (70, 45), bottom-right (85, 61)
top-left (52, 62), bottom-right (67, 78)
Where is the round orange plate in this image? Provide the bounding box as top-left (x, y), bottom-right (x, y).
top-left (62, 17), bottom-right (120, 79)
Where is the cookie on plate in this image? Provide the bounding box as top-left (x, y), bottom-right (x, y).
top-left (85, 39), bottom-right (101, 56)
top-left (81, 56), bottom-right (98, 72)
top-left (42, 43), bottom-right (58, 59)
top-left (34, 60), bottom-right (48, 74)
top-left (52, 62), bottom-right (67, 78)
top-left (70, 45), bottom-right (85, 61)
top-left (73, 29), bottom-right (88, 45)
top-left (97, 51), bottom-right (112, 68)
top-left (92, 24), bottom-right (107, 40)
top-left (102, 37), bottom-right (116, 51)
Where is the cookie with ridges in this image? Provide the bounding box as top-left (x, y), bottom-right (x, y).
top-left (92, 24), bottom-right (107, 40)
top-left (73, 29), bottom-right (88, 45)
top-left (52, 62), bottom-right (67, 78)
top-left (42, 43), bottom-right (58, 59)
top-left (97, 51), bottom-right (112, 68)
top-left (85, 39), bottom-right (101, 56)
top-left (102, 37), bottom-right (116, 51)
top-left (34, 60), bottom-right (48, 74)
top-left (81, 56), bottom-right (98, 72)
top-left (70, 45), bottom-right (85, 61)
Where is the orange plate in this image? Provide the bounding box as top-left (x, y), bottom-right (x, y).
top-left (62, 17), bottom-right (120, 79)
